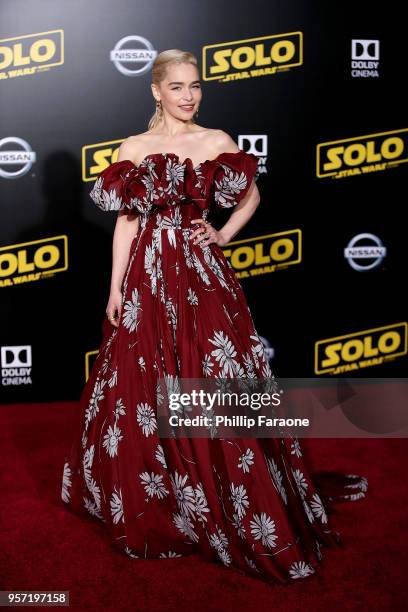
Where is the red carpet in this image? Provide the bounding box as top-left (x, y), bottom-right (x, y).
top-left (0, 401), bottom-right (407, 611)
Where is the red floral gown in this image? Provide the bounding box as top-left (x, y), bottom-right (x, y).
top-left (61, 150), bottom-right (368, 585)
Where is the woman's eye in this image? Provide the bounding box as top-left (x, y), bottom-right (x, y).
top-left (171, 85), bottom-right (200, 90)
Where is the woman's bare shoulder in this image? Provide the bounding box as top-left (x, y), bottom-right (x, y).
top-left (211, 129), bottom-right (240, 154)
top-left (117, 128), bottom-right (238, 163)
top-left (192, 127), bottom-right (240, 157)
top-left (117, 133), bottom-right (152, 164)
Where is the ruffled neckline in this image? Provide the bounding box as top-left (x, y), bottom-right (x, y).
top-left (89, 149), bottom-right (259, 213)
top-left (133, 150), bottom-right (253, 172)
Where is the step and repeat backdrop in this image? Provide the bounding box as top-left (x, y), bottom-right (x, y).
top-left (0, 0), bottom-right (407, 402)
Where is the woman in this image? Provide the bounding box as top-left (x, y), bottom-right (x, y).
top-left (61, 49), bottom-right (367, 585)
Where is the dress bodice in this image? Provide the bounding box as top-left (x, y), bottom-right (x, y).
top-left (89, 150), bottom-right (259, 216)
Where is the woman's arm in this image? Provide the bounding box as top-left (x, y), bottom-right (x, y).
top-left (109, 210), bottom-right (139, 292)
top-left (191, 129), bottom-right (261, 247)
top-left (217, 182), bottom-right (260, 244)
top-left (106, 140), bottom-right (140, 327)
top-left (191, 178), bottom-right (260, 248)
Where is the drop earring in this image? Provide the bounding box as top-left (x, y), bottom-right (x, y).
top-left (156, 99), bottom-right (162, 117)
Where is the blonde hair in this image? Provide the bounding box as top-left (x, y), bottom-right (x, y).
top-left (147, 49), bottom-right (199, 131)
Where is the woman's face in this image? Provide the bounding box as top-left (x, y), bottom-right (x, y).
top-left (155, 62), bottom-right (202, 121)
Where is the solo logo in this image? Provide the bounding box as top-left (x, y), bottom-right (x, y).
top-left (203, 32), bottom-right (302, 82)
top-left (0, 235), bottom-right (68, 287)
top-left (83, 139), bottom-right (124, 182)
top-left (315, 322), bottom-right (408, 375)
top-left (222, 229), bottom-right (301, 278)
top-left (0, 30), bottom-right (64, 80)
top-left (317, 128), bottom-right (408, 179)
top-left (1, 345), bottom-right (32, 386)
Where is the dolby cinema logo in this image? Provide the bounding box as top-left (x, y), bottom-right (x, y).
top-left (110, 36), bottom-right (157, 76)
top-left (238, 134), bottom-right (267, 174)
top-left (1, 345), bottom-right (32, 386)
top-left (0, 137), bottom-right (36, 179)
top-left (344, 233), bottom-right (386, 271)
top-left (351, 39), bottom-right (380, 78)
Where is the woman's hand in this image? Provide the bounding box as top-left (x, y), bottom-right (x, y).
top-left (190, 219), bottom-right (230, 248)
top-left (106, 288), bottom-right (122, 327)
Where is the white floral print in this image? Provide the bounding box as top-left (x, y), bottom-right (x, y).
top-left (139, 472), bottom-right (169, 499)
top-left (209, 330), bottom-right (239, 377)
top-left (155, 444), bottom-right (167, 469)
top-left (173, 512), bottom-right (198, 543)
top-left (310, 493), bottom-right (328, 523)
top-left (291, 438), bottom-right (302, 458)
top-left (187, 287), bottom-right (198, 305)
top-left (238, 448), bottom-right (255, 473)
top-left (289, 560), bottom-right (315, 579)
top-left (202, 354), bottom-right (214, 376)
top-left (114, 398), bottom-right (126, 419)
top-left (266, 457), bottom-right (288, 505)
top-left (170, 471), bottom-right (196, 518)
top-left (292, 468), bottom-right (308, 499)
top-left (230, 483), bottom-right (249, 519)
top-left (61, 462), bottom-right (72, 502)
top-left (194, 483), bottom-right (210, 524)
top-left (214, 165), bottom-right (249, 208)
top-left (136, 403), bottom-right (157, 437)
top-left (102, 423), bottom-right (123, 457)
top-left (85, 378), bottom-right (106, 425)
top-left (110, 487), bottom-right (124, 524)
top-left (250, 512), bottom-right (278, 549)
top-left (122, 288), bottom-right (141, 332)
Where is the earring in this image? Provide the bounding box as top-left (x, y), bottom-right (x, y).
top-left (195, 105), bottom-right (199, 119)
top-left (156, 99), bottom-right (162, 115)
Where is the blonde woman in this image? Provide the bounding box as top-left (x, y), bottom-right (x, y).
top-left (61, 49), bottom-right (368, 586)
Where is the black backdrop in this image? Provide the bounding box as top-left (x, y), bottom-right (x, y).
top-left (0, 0), bottom-right (406, 403)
